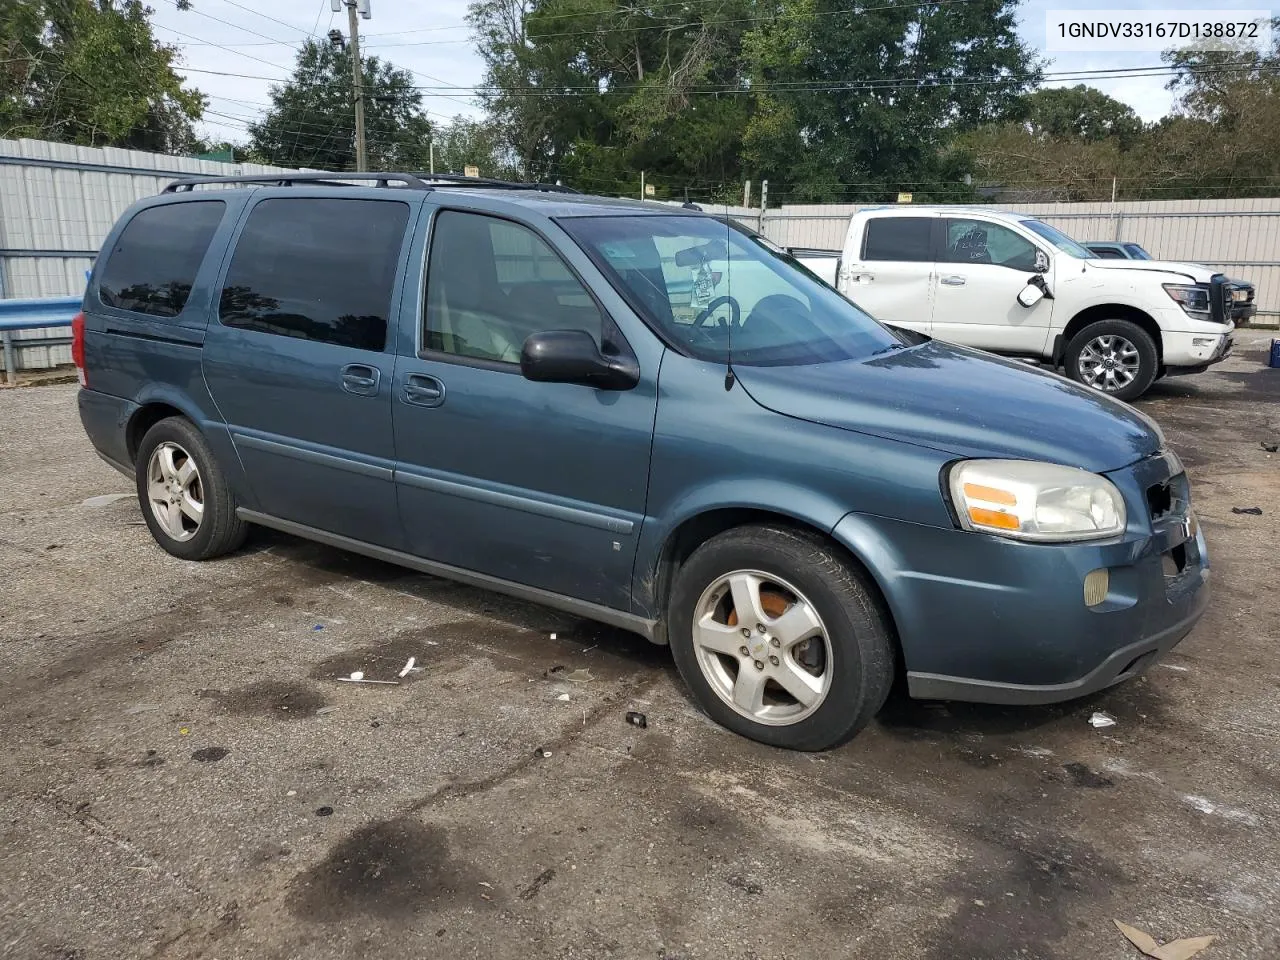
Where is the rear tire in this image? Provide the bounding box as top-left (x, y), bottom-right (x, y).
top-left (668, 525), bottom-right (895, 751)
top-left (1064, 319), bottom-right (1158, 402)
top-left (135, 417), bottom-right (248, 561)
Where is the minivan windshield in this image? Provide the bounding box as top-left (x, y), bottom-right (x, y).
top-left (561, 215), bottom-right (906, 366)
top-left (1020, 219), bottom-right (1096, 259)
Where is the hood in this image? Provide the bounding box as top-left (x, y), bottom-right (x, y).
top-left (1084, 258), bottom-right (1216, 284)
top-left (733, 340), bottom-right (1163, 474)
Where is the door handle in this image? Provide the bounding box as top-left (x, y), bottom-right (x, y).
top-left (403, 373), bottom-right (445, 407)
top-left (340, 364), bottom-right (380, 396)
top-left (940, 275), bottom-right (966, 286)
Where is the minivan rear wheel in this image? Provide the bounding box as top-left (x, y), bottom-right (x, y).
top-left (668, 525), bottom-right (895, 750)
top-left (1065, 319), bottom-right (1158, 402)
top-left (135, 417), bottom-right (247, 561)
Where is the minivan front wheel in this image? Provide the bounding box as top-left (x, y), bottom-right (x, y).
top-left (135, 417), bottom-right (248, 561)
top-left (1065, 319), bottom-right (1158, 401)
top-left (669, 525), bottom-right (895, 750)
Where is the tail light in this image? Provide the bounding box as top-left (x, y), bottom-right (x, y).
top-left (71, 311), bottom-right (87, 386)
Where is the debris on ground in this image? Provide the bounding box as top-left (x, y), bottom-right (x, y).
top-left (535, 747), bottom-right (552, 758)
top-left (1261, 441), bottom-right (1278, 453)
top-left (315, 706), bottom-right (339, 716)
top-left (82, 493), bottom-right (133, 508)
top-left (336, 670), bottom-right (399, 685)
top-left (550, 632), bottom-right (558, 640)
top-left (564, 668), bottom-right (594, 683)
top-left (1231, 506), bottom-right (1263, 515)
top-left (1089, 711), bottom-right (1117, 729)
top-left (312, 624), bottom-right (324, 631)
top-left (556, 693), bottom-right (571, 702)
top-left (625, 711), bottom-right (648, 729)
top-left (1113, 920), bottom-right (1214, 960)
top-left (398, 656), bottom-right (416, 678)
top-left (125, 704), bottom-right (160, 715)
top-left (545, 664), bottom-right (565, 678)
top-left (314, 806), bottom-right (334, 817)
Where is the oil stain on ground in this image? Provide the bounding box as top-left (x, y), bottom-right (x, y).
top-left (203, 680), bottom-right (329, 720)
top-left (286, 817), bottom-right (494, 922)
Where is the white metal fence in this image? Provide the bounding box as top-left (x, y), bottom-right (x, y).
top-left (0, 138), bottom-right (296, 373)
top-left (4, 139), bottom-right (1279, 375)
top-left (710, 198), bottom-right (1280, 321)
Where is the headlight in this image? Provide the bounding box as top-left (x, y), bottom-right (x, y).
top-left (1163, 283), bottom-right (1210, 317)
top-left (948, 460), bottom-right (1127, 542)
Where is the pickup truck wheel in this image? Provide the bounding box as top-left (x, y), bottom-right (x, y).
top-left (1065, 320), bottom-right (1158, 402)
top-left (135, 417), bottom-right (248, 561)
top-left (668, 525), bottom-right (895, 750)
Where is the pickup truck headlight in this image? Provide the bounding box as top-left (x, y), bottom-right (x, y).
top-left (948, 460), bottom-right (1126, 542)
top-left (1163, 283), bottom-right (1210, 318)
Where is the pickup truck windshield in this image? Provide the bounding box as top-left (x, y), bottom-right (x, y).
top-left (1021, 220), bottom-right (1096, 259)
top-left (561, 215), bottom-right (905, 366)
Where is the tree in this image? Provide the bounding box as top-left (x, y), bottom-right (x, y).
top-left (740, 0), bottom-right (1039, 202)
top-left (248, 38), bottom-right (433, 171)
top-left (430, 115), bottom-right (519, 179)
top-left (469, 0), bottom-right (1038, 202)
top-left (1016, 85), bottom-right (1143, 146)
top-left (1, 0), bottom-right (205, 152)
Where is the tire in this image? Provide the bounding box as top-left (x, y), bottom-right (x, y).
top-left (1064, 319), bottom-right (1158, 402)
top-left (135, 416), bottom-right (248, 561)
top-left (668, 524), bottom-right (895, 751)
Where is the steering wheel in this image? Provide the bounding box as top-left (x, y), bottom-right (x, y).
top-left (694, 295), bottom-right (741, 329)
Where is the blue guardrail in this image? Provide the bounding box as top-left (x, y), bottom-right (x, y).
top-left (0, 295), bottom-right (83, 332)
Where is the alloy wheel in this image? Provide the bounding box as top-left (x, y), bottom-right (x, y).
top-left (691, 570), bottom-right (833, 726)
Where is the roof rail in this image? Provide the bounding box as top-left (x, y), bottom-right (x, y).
top-left (163, 171), bottom-right (431, 192)
top-left (412, 172), bottom-right (579, 194)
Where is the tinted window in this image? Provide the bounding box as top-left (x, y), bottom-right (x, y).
top-left (99, 201), bottom-right (224, 317)
top-left (1124, 244), bottom-right (1153, 260)
top-left (862, 217), bottom-right (932, 262)
top-left (563, 215), bottom-right (905, 367)
top-left (943, 219), bottom-right (1039, 271)
top-left (220, 199), bottom-right (409, 351)
top-left (1092, 247), bottom-right (1126, 259)
top-left (424, 211), bottom-right (603, 363)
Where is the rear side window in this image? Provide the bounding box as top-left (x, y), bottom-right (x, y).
top-left (862, 217), bottom-right (932, 262)
top-left (1093, 247), bottom-right (1125, 259)
top-left (219, 198), bottom-right (409, 351)
top-left (99, 201), bottom-right (224, 317)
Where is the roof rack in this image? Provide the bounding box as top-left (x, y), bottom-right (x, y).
top-left (162, 170), bottom-right (581, 195)
top-left (163, 171), bottom-right (431, 192)
top-left (412, 172), bottom-right (579, 194)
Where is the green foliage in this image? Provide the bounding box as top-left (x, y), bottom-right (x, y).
top-left (1014, 85), bottom-right (1144, 146)
top-left (248, 39), bottom-right (433, 171)
top-left (470, 0), bottom-right (1037, 202)
top-left (430, 114), bottom-right (520, 179)
top-left (0, 0), bottom-right (205, 152)
top-left (961, 22), bottom-right (1280, 201)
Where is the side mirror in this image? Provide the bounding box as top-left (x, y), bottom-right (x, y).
top-left (1035, 250), bottom-right (1050, 273)
top-left (520, 330), bottom-right (639, 391)
top-left (1018, 275), bottom-right (1050, 308)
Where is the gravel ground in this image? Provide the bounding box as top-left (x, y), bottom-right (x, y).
top-left (1, 334), bottom-right (1278, 960)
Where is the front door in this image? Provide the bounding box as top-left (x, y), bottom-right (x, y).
top-left (930, 217), bottom-right (1056, 355)
top-left (839, 215), bottom-right (937, 332)
top-left (202, 195), bottom-right (414, 548)
top-left (392, 208), bottom-right (657, 611)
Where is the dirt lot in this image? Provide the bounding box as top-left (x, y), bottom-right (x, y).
top-left (2, 334), bottom-right (1279, 960)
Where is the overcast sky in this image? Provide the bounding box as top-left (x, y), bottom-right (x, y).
top-left (148, 0), bottom-right (1237, 149)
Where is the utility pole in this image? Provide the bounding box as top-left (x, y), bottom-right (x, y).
top-left (639, 170), bottom-right (645, 202)
top-left (332, 0), bottom-right (371, 171)
top-left (743, 180), bottom-right (751, 208)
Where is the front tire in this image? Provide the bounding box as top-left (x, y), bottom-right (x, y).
top-left (1064, 319), bottom-right (1158, 402)
top-left (135, 417), bottom-right (248, 561)
top-left (668, 525), bottom-right (895, 750)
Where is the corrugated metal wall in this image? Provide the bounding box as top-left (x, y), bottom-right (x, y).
top-left (0, 138), bottom-right (297, 372)
top-left (722, 198), bottom-right (1280, 319)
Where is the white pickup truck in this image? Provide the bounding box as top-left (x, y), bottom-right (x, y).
top-left (790, 206), bottom-right (1235, 401)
